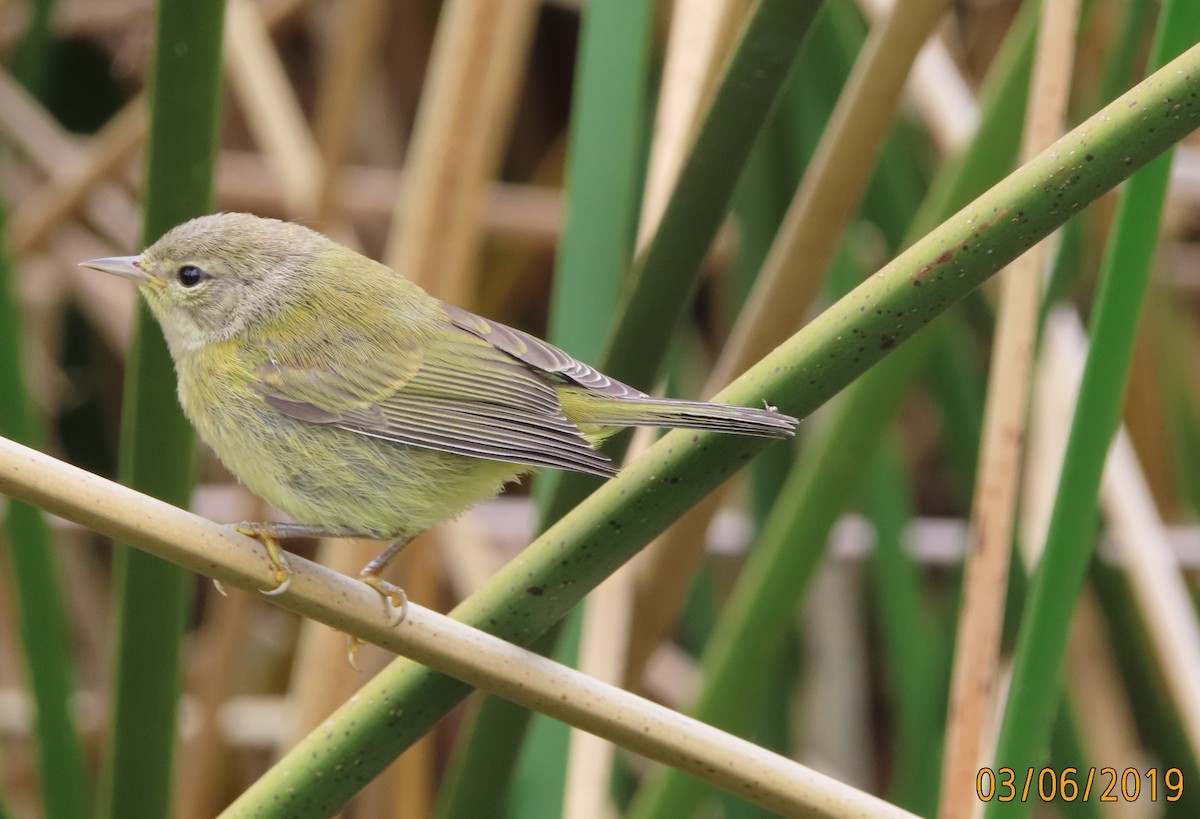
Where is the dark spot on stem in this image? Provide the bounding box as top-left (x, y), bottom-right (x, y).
top-left (917, 248), bottom-right (954, 279)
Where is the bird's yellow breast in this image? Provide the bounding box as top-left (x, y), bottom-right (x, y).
top-left (175, 339), bottom-right (522, 538)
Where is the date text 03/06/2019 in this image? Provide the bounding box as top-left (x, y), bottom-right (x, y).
top-left (976, 767), bottom-right (1184, 803)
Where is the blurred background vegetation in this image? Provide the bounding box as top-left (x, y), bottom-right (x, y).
top-left (0, 0), bottom-right (1199, 817)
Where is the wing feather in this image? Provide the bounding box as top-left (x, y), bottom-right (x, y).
top-left (334, 397), bottom-right (617, 476)
top-left (252, 312), bottom-right (616, 476)
top-left (443, 303), bottom-right (647, 399)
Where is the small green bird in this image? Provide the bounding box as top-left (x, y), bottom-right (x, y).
top-left (83, 212), bottom-right (796, 612)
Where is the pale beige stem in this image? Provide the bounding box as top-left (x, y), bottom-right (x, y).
top-left (176, 589), bottom-right (255, 819)
top-left (565, 430), bottom-right (653, 819)
top-left (798, 562), bottom-right (873, 790)
top-left (224, 0), bottom-right (323, 218)
top-left (0, 70), bottom-right (141, 250)
top-left (391, 535), bottom-right (441, 819)
top-left (0, 0), bottom-right (151, 44)
top-left (0, 434), bottom-right (916, 819)
top-left (206, 150), bottom-right (564, 243)
top-left (627, 490), bottom-right (721, 683)
top-left (9, 96), bottom-right (146, 255)
top-left (311, 0), bottom-right (389, 226)
top-left (363, 6), bottom-right (538, 805)
top-left (938, 3), bottom-right (1079, 816)
top-left (856, 0), bottom-right (978, 155)
top-left (440, 513), bottom-right (505, 599)
top-left (384, 0), bottom-right (539, 304)
top-left (0, 67), bottom-right (81, 165)
top-left (636, 0), bottom-right (751, 250)
top-left (0, 0), bottom-right (317, 252)
top-left (629, 0), bottom-right (947, 685)
top-left (709, 0), bottom-right (947, 392)
top-left (283, 539), bottom-right (382, 747)
top-left (1103, 437), bottom-right (1200, 763)
top-left (260, 0), bottom-right (314, 27)
top-left (1065, 591), bottom-right (1155, 819)
top-left (566, 579), bottom-right (628, 817)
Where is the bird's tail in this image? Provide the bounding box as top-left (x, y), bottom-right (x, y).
top-left (568, 394), bottom-right (798, 438)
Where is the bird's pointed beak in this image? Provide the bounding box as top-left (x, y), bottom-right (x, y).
top-left (78, 255), bottom-right (166, 289)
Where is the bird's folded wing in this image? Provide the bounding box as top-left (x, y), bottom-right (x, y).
top-left (252, 323), bottom-right (617, 477)
top-left (442, 303), bottom-right (647, 399)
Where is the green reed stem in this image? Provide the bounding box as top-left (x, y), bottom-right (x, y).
top-left (223, 39), bottom-right (1200, 818)
top-left (987, 5), bottom-right (1200, 814)
top-left (0, 196), bottom-right (90, 819)
top-left (98, 2), bottom-right (224, 819)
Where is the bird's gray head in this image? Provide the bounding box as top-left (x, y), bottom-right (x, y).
top-left (81, 213), bottom-right (331, 356)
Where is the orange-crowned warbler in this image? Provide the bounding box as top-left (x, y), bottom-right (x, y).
top-left (82, 212), bottom-right (797, 615)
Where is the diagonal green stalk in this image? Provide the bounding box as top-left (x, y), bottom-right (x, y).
top-left (0, 207), bottom-right (90, 819)
top-left (98, 2), bottom-right (225, 819)
top-left (441, 3), bottom-right (818, 815)
top-left (987, 3), bottom-right (1200, 812)
top-left (629, 6), bottom-right (1043, 810)
top-left (630, 337), bottom-right (926, 819)
top-left (222, 42), bottom-right (1200, 817)
top-left (438, 1), bottom-right (655, 815)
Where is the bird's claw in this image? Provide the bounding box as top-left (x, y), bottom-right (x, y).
top-left (343, 576), bottom-right (408, 669)
top-left (261, 569), bottom-right (292, 597)
top-left (359, 574), bottom-right (409, 625)
top-left (234, 523), bottom-right (293, 596)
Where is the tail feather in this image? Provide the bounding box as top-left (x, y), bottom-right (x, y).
top-left (575, 396), bottom-right (798, 439)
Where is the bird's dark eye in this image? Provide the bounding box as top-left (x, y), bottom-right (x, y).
top-left (177, 265), bottom-right (207, 287)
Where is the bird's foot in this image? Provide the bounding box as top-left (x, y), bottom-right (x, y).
top-left (357, 536), bottom-right (412, 625)
top-left (234, 522), bottom-right (293, 596)
top-left (345, 571), bottom-right (409, 668)
top-left (359, 572), bottom-right (409, 625)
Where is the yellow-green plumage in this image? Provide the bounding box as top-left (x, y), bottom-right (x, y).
top-left (86, 213), bottom-right (797, 544)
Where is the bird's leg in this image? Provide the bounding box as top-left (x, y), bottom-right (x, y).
top-left (231, 523), bottom-right (412, 668)
top-left (234, 522), bottom-right (293, 596)
top-left (347, 535), bottom-right (415, 668)
top-left (357, 535), bottom-right (413, 620)
top-left (232, 522), bottom-right (382, 597)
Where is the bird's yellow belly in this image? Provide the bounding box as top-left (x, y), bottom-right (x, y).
top-left (177, 356), bottom-right (524, 539)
